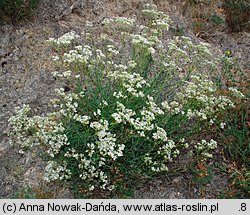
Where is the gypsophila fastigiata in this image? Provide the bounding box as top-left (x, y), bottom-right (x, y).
top-left (8, 4), bottom-right (245, 195)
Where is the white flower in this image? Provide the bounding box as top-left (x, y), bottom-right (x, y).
top-left (220, 122), bottom-right (226, 129)
top-left (148, 47), bottom-right (155, 54)
top-left (62, 70), bottom-right (72, 78)
top-left (153, 127), bottom-right (168, 142)
top-left (112, 113), bottom-right (122, 123)
top-left (52, 56), bottom-right (59, 61)
top-left (228, 87), bottom-right (245, 98)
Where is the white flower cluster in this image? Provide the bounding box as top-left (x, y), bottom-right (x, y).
top-left (63, 45), bottom-right (92, 65)
top-left (8, 104), bottom-right (31, 136)
top-left (141, 4), bottom-right (171, 31)
top-left (47, 31), bottom-right (80, 46)
top-left (143, 126), bottom-right (179, 172)
top-left (147, 96), bottom-right (164, 115)
top-left (195, 43), bottom-right (212, 57)
top-left (51, 89), bottom-right (125, 189)
top-left (162, 75), bottom-right (235, 122)
top-left (111, 95), bottom-right (164, 136)
top-left (44, 161), bottom-right (72, 182)
top-left (132, 34), bottom-right (155, 47)
top-left (220, 122), bottom-right (226, 129)
top-left (112, 96), bottom-right (167, 144)
top-left (63, 142), bottom-right (119, 190)
top-left (78, 151), bottom-right (115, 191)
top-left (144, 138), bottom-right (176, 172)
top-left (100, 33), bottom-right (115, 43)
top-left (112, 102), bottom-right (136, 124)
top-left (46, 134), bottom-right (70, 158)
top-left (128, 60), bottom-right (137, 69)
top-left (153, 126), bottom-right (168, 141)
top-left (160, 139), bottom-right (179, 161)
top-left (107, 44), bottom-right (119, 55)
top-left (59, 117), bottom-right (125, 190)
top-left (102, 17), bottom-right (135, 30)
top-left (194, 139), bottom-right (218, 160)
top-left (85, 21), bottom-right (93, 28)
top-left (144, 153), bottom-right (169, 172)
top-left (52, 55), bottom-right (60, 61)
top-left (59, 138), bottom-right (115, 190)
top-left (108, 67), bottom-right (148, 97)
top-left (228, 87), bottom-right (245, 98)
top-left (90, 119), bottom-right (125, 160)
top-left (142, 5), bottom-right (165, 20)
top-left (52, 70), bottom-right (72, 79)
top-left (53, 88), bottom-right (83, 118)
top-left (152, 17), bottom-right (171, 30)
top-left (161, 101), bottom-right (183, 115)
top-left (8, 105), bottom-right (68, 155)
top-left (161, 36), bottom-right (219, 74)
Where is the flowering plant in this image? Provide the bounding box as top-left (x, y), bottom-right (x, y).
top-left (8, 4), bottom-right (245, 196)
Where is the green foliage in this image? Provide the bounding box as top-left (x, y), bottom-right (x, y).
top-left (223, 0), bottom-right (250, 32)
top-left (215, 54), bottom-right (250, 198)
top-left (220, 163), bottom-right (250, 198)
top-left (12, 185), bottom-right (54, 199)
top-left (183, 0), bottom-right (223, 36)
top-left (217, 90), bottom-right (249, 198)
top-left (221, 104), bottom-right (250, 166)
top-left (229, 166), bottom-right (249, 198)
top-left (170, 25), bottom-right (185, 36)
top-left (12, 186), bottom-right (37, 199)
top-left (191, 161), bottom-right (213, 186)
top-left (0, 0), bottom-right (39, 24)
top-left (211, 14), bottom-right (224, 26)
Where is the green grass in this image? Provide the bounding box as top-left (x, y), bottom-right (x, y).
top-left (0, 0), bottom-right (39, 23)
